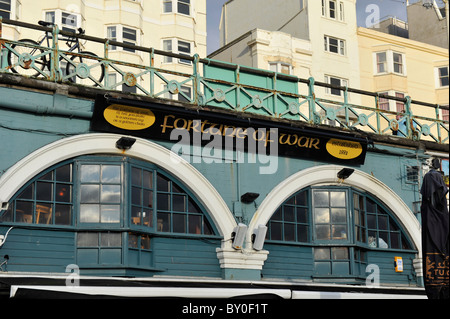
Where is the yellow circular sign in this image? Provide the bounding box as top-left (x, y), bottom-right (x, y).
top-left (326, 138), bottom-right (363, 160)
top-left (104, 104), bottom-right (155, 130)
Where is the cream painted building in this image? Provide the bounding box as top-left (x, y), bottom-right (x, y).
top-left (212, 0), bottom-right (448, 129)
top-left (1, 0), bottom-right (206, 98)
top-left (358, 27), bottom-right (449, 121)
top-left (214, 0), bottom-right (362, 119)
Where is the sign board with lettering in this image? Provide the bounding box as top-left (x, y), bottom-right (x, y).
top-left (91, 95), bottom-right (368, 165)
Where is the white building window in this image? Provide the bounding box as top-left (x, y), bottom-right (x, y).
top-left (374, 51), bottom-right (406, 76)
top-left (437, 66), bottom-right (449, 87)
top-left (162, 0), bottom-right (191, 16)
top-left (106, 25), bottom-right (139, 53)
top-left (0, 0), bottom-right (11, 19)
top-left (325, 75), bottom-right (348, 96)
top-left (162, 38), bottom-right (192, 64)
top-left (393, 52), bottom-right (403, 74)
top-left (376, 52), bottom-right (387, 73)
top-left (377, 91), bottom-right (406, 112)
top-left (164, 84), bottom-right (192, 102)
top-left (269, 62), bottom-right (292, 75)
top-left (322, 0), bottom-right (344, 21)
top-left (45, 10), bottom-right (81, 33)
top-left (324, 36), bottom-right (345, 55)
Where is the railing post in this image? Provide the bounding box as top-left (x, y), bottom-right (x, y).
top-left (51, 24), bottom-right (60, 82)
top-left (308, 77), bottom-right (318, 124)
top-left (0, 17), bottom-right (6, 71)
top-left (104, 39), bottom-right (110, 89)
top-left (193, 53), bottom-right (203, 105)
top-left (404, 95), bottom-right (414, 139)
top-left (150, 48), bottom-right (155, 98)
top-left (375, 95), bottom-right (382, 134)
top-left (343, 84), bottom-right (349, 127)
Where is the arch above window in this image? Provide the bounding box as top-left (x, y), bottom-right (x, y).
top-left (248, 165), bottom-right (421, 252)
top-left (0, 134), bottom-right (236, 238)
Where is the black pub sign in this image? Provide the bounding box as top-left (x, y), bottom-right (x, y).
top-left (91, 95), bottom-right (368, 165)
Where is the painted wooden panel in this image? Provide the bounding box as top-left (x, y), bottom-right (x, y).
top-left (153, 237), bottom-right (222, 277)
top-left (262, 244), bottom-right (313, 280)
top-left (0, 226), bottom-right (75, 273)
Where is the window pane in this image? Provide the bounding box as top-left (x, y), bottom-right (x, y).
top-left (378, 215), bottom-right (388, 230)
top-left (54, 204), bottom-right (71, 225)
top-left (129, 233), bottom-right (139, 248)
top-left (315, 208), bottom-right (330, 223)
top-left (314, 191), bottom-right (329, 206)
top-left (272, 208), bottom-right (282, 221)
top-left (316, 225), bottom-right (330, 240)
top-left (157, 193), bottom-right (170, 210)
top-left (101, 185), bottom-right (121, 203)
top-left (131, 206), bottom-right (141, 225)
top-left (36, 182), bottom-right (52, 201)
top-left (81, 165), bottom-right (100, 182)
top-left (141, 235), bottom-right (151, 250)
top-left (15, 201), bottom-right (33, 223)
top-left (123, 27), bottom-right (137, 41)
top-left (157, 212), bottom-right (170, 232)
top-left (173, 194), bottom-right (186, 212)
top-left (332, 247), bottom-right (348, 260)
top-left (101, 232), bottom-right (121, 247)
top-left (270, 222), bottom-right (282, 240)
top-left (330, 192), bottom-right (345, 207)
top-left (295, 191), bottom-right (307, 206)
top-left (132, 187), bottom-right (141, 205)
top-left (331, 208), bottom-right (346, 223)
top-left (157, 174), bottom-right (170, 192)
top-left (284, 206), bottom-right (295, 222)
top-left (188, 198), bottom-right (200, 213)
top-left (178, 0), bottom-right (190, 15)
top-left (332, 225), bottom-right (347, 239)
top-left (173, 213), bottom-right (186, 233)
top-left (143, 170), bottom-right (153, 189)
top-left (55, 164), bottom-right (72, 182)
top-left (188, 214), bottom-right (202, 234)
top-left (100, 205), bottom-right (120, 223)
top-left (163, 0), bottom-right (172, 12)
top-left (284, 223), bottom-right (296, 241)
top-left (297, 225), bottom-right (308, 242)
top-left (36, 203), bottom-right (52, 224)
top-left (81, 185), bottom-right (99, 203)
top-left (56, 184), bottom-right (71, 203)
top-left (132, 167), bottom-right (141, 186)
top-left (80, 204), bottom-right (100, 223)
top-left (296, 207), bottom-right (308, 224)
top-left (391, 232), bottom-right (400, 249)
top-left (143, 190), bottom-right (153, 208)
top-left (78, 232), bottom-right (99, 247)
top-left (102, 165), bottom-right (121, 183)
top-left (314, 248), bottom-right (330, 260)
top-left (18, 184), bottom-right (34, 200)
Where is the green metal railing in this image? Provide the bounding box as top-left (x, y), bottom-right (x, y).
top-left (1, 18), bottom-right (448, 144)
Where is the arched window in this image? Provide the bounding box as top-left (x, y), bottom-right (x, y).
top-left (0, 156), bottom-right (216, 236)
top-left (265, 186), bottom-right (415, 278)
top-left (0, 155), bottom-right (218, 271)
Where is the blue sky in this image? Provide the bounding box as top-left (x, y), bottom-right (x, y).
top-left (206, 0), bottom-right (430, 54)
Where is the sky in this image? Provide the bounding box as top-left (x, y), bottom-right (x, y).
top-left (206, 0), bottom-right (437, 54)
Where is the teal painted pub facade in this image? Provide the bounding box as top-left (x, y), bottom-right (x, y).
top-left (1, 74), bottom-right (447, 298)
top-left (0, 20), bottom-right (448, 297)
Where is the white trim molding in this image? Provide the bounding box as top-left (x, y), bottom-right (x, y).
top-left (247, 165), bottom-right (421, 254)
top-left (0, 133), bottom-right (237, 239)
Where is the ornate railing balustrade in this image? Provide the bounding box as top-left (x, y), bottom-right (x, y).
top-left (1, 18), bottom-right (448, 144)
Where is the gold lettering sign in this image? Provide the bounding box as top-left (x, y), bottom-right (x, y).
top-left (104, 104), bottom-right (156, 130)
top-left (326, 138), bottom-right (363, 160)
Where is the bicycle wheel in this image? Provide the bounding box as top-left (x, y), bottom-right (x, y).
top-left (66, 51), bottom-right (105, 86)
top-left (7, 39), bottom-right (47, 77)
